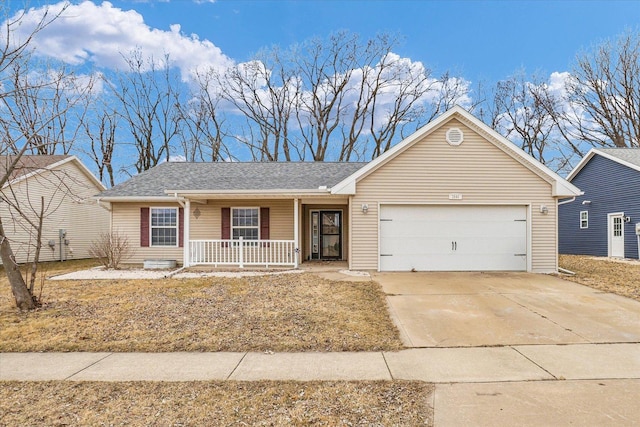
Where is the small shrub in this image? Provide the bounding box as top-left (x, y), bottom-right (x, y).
top-left (88, 232), bottom-right (134, 269)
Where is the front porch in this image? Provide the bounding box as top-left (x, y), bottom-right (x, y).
top-left (180, 197), bottom-right (350, 269)
top-left (189, 238), bottom-right (297, 268)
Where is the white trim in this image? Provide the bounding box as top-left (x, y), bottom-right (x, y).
top-left (149, 207), bottom-right (179, 248)
top-left (165, 189), bottom-right (332, 196)
top-left (527, 203), bottom-right (533, 273)
top-left (183, 200), bottom-right (191, 267)
top-left (348, 196), bottom-right (353, 270)
top-left (99, 196), bottom-right (182, 203)
top-left (293, 198), bottom-right (299, 268)
top-left (580, 211), bottom-right (589, 229)
top-left (376, 201), bottom-right (381, 273)
top-left (568, 148), bottom-right (640, 181)
top-left (607, 212), bottom-right (626, 258)
top-left (231, 207), bottom-right (260, 241)
top-left (331, 105), bottom-right (581, 198)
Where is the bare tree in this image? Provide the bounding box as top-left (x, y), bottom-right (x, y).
top-left (1, 160), bottom-right (82, 296)
top-left (0, 58), bottom-right (91, 156)
top-left (556, 31), bottom-right (640, 150)
top-left (215, 31), bottom-right (471, 162)
top-left (218, 49), bottom-right (299, 161)
top-left (83, 107), bottom-right (118, 187)
top-left (487, 71), bottom-right (557, 162)
top-left (178, 70), bottom-right (232, 162)
top-left (107, 51), bottom-right (183, 174)
top-left (0, 3), bottom-right (94, 310)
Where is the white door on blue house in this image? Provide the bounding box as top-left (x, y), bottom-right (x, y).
top-left (609, 213), bottom-right (625, 258)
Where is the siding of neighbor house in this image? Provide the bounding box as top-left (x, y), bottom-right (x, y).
top-left (112, 199), bottom-right (296, 264)
top-left (0, 160), bottom-right (109, 264)
top-left (559, 154), bottom-right (640, 259)
top-left (349, 118), bottom-right (558, 273)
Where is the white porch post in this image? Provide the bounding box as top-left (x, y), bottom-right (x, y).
top-left (294, 198), bottom-right (299, 268)
top-left (183, 199), bottom-right (190, 267)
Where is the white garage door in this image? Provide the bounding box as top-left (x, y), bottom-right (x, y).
top-left (379, 205), bottom-right (527, 271)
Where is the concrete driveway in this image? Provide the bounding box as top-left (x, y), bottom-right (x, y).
top-left (373, 272), bottom-right (640, 347)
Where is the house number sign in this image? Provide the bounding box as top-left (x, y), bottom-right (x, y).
top-left (449, 193), bottom-right (463, 200)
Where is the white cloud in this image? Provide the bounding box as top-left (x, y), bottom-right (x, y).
top-left (8, 1), bottom-right (233, 81)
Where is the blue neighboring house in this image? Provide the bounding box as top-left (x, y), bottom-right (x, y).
top-left (559, 148), bottom-right (640, 259)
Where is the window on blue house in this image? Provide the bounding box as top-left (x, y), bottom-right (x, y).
top-left (580, 211), bottom-right (588, 229)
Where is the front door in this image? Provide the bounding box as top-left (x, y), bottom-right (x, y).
top-left (609, 213), bottom-right (625, 257)
top-left (310, 211), bottom-right (342, 260)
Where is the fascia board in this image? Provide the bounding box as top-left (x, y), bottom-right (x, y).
top-left (582, 149), bottom-right (640, 178)
top-left (566, 149), bottom-right (597, 182)
top-left (94, 196), bottom-right (178, 203)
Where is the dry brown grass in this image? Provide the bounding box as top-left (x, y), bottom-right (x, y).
top-left (0, 261), bottom-right (403, 352)
top-left (0, 380), bottom-right (433, 426)
top-left (559, 255), bottom-right (640, 301)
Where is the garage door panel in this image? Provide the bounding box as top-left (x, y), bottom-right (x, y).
top-left (379, 205), bottom-right (527, 271)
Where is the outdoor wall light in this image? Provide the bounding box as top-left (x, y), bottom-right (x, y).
top-left (540, 205), bottom-right (549, 215)
top-left (193, 208), bottom-right (201, 219)
top-left (361, 204), bottom-right (369, 213)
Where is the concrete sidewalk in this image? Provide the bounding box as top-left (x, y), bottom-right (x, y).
top-left (2, 343), bottom-right (639, 382)
top-left (3, 344), bottom-right (639, 426)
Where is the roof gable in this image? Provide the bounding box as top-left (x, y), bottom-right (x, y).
top-left (567, 148), bottom-right (640, 181)
top-left (330, 105), bottom-right (582, 198)
top-left (0, 155), bottom-right (105, 191)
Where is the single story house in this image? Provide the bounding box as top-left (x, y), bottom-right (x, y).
top-left (0, 155), bottom-right (110, 264)
top-left (559, 148), bottom-right (640, 259)
top-left (96, 106), bottom-right (581, 273)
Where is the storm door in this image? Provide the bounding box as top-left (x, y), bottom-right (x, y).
top-left (310, 210), bottom-right (342, 260)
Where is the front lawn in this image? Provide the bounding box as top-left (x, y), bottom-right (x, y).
top-left (0, 380), bottom-right (433, 426)
top-left (0, 268), bottom-right (403, 352)
top-left (559, 255), bottom-right (640, 301)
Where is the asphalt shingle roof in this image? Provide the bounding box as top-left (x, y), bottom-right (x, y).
top-left (98, 162), bottom-right (368, 198)
top-left (598, 148), bottom-right (640, 169)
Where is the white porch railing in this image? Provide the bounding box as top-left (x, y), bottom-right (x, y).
top-left (189, 238), bottom-right (297, 268)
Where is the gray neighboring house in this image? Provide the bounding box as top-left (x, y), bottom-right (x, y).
top-left (96, 106), bottom-right (581, 272)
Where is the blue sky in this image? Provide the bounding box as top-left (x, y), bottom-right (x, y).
top-left (4, 0), bottom-right (638, 178)
top-left (94, 0), bottom-right (640, 84)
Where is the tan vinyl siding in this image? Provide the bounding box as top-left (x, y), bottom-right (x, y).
top-left (189, 199), bottom-right (295, 241)
top-left (0, 160), bottom-right (109, 264)
top-left (112, 199), bottom-right (296, 265)
top-left (112, 202), bottom-right (183, 264)
top-left (350, 118), bottom-right (557, 273)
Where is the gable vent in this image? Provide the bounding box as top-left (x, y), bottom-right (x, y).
top-left (446, 127), bottom-right (464, 146)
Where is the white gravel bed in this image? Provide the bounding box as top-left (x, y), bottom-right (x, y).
top-left (50, 267), bottom-right (306, 280)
